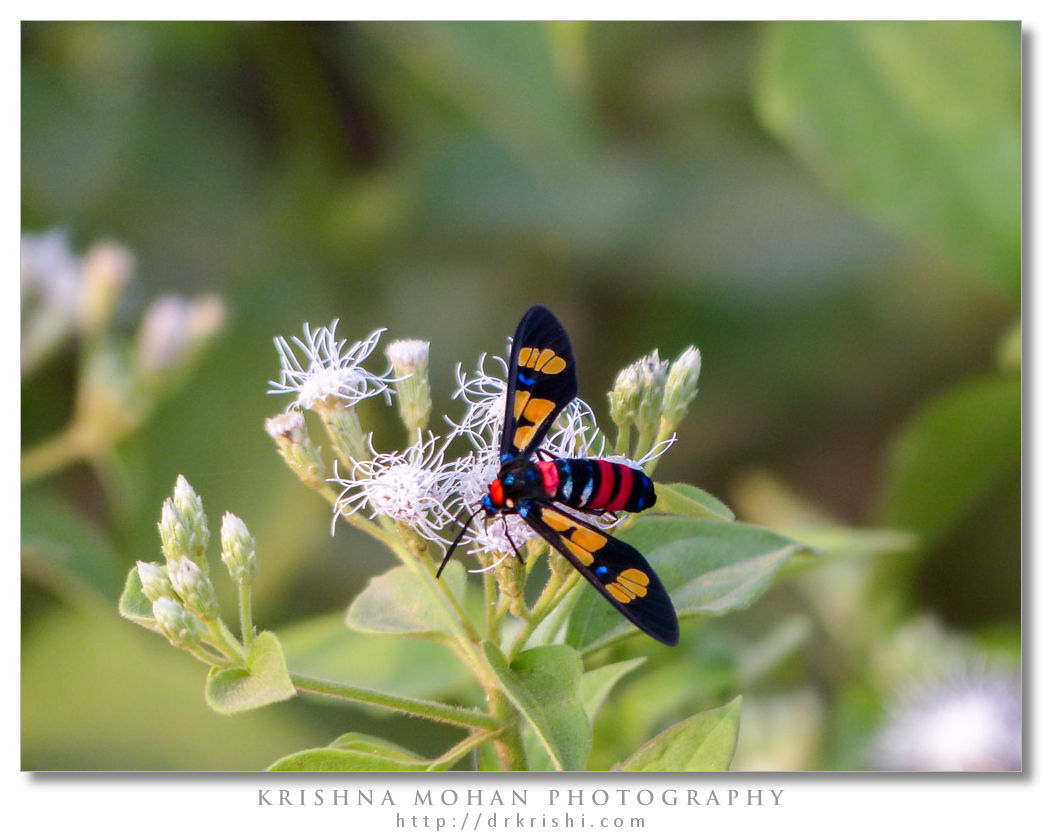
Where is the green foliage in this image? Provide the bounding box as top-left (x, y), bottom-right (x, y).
top-left (875, 375), bottom-right (1020, 546)
top-left (269, 733), bottom-right (430, 772)
top-left (347, 561), bottom-right (469, 638)
top-left (653, 483), bottom-right (735, 521)
top-left (617, 696), bottom-right (742, 771)
top-left (755, 21), bottom-right (1020, 298)
top-left (205, 631), bottom-right (297, 715)
top-left (567, 518), bottom-right (811, 652)
top-left (484, 643), bottom-right (591, 771)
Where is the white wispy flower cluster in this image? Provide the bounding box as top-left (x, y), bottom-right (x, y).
top-left (269, 320), bottom-right (393, 411)
top-left (332, 431), bottom-right (457, 546)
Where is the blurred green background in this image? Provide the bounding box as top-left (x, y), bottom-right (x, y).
top-left (21, 21), bottom-right (1020, 770)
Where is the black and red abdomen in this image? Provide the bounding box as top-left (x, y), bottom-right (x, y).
top-left (537, 459), bottom-right (656, 513)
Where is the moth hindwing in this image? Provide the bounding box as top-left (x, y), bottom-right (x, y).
top-left (522, 502), bottom-right (679, 646)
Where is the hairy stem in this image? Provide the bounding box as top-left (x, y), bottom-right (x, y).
top-left (292, 672), bottom-right (500, 730)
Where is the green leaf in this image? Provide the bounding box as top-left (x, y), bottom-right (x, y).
top-left (567, 518), bottom-right (811, 652)
top-left (346, 561), bottom-right (467, 638)
top-left (268, 731), bottom-right (430, 771)
top-left (279, 612), bottom-right (472, 700)
top-left (654, 483), bottom-right (735, 521)
top-left (268, 747), bottom-right (429, 771)
top-left (329, 732), bottom-right (428, 760)
top-left (875, 375), bottom-right (1020, 546)
top-left (483, 642), bottom-right (591, 771)
top-left (755, 22), bottom-right (1020, 298)
top-left (617, 696), bottom-right (742, 771)
top-left (579, 657), bottom-right (645, 723)
top-left (205, 631), bottom-right (296, 715)
top-left (117, 565), bottom-right (161, 634)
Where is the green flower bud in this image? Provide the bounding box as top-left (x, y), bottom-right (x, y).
top-left (169, 475), bottom-right (210, 568)
top-left (137, 560), bottom-right (175, 602)
top-left (608, 362), bottom-right (642, 432)
top-left (220, 512), bottom-right (258, 586)
top-left (168, 556), bottom-right (220, 620)
top-left (386, 339), bottom-right (432, 433)
top-left (265, 411), bottom-right (326, 488)
top-left (662, 346), bottom-right (701, 429)
top-left (634, 349), bottom-right (669, 437)
top-left (152, 597), bottom-right (207, 651)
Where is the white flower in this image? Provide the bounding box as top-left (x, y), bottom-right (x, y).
top-left (21, 230), bottom-right (84, 372)
top-left (269, 320), bottom-right (392, 411)
top-left (873, 669), bottom-right (1021, 771)
top-left (332, 431), bottom-right (456, 547)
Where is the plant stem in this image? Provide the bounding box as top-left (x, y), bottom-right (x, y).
top-left (291, 672), bottom-right (500, 730)
top-left (539, 572), bottom-right (584, 643)
top-left (484, 569), bottom-right (499, 642)
top-left (21, 424), bottom-right (91, 484)
top-left (207, 618), bottom-right (246, 663)
top-left (427, 729), bottom-right (502, 771)
top-left (238, 584), bottom-right (256, 649)
top-left (614, 422), bottom-right (632, 459)
top-left (486, 687), bottom-right (526, 770)
top-left (506, 567), bottom-right (564, 660)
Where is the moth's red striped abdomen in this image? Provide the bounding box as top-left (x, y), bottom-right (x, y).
top-left (550, 458), bottom-right (655, 513)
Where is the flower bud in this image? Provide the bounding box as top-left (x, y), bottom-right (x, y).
top-left (220, 512), bottom-right (258, 585)
top-left (386, 339), bottom-right (432, 433)
top-left (167, 475), bottom-right (210, 569)
top-left (608, 362), bottom-right (641, 432)
top-left (79, 242), bottom-right (134, 336)
top-left (167, 556), bottom-right (220, 620)
top-left (152, 597), bottom-right (207, 651)
top-left (662, 346), bottom-right (701, 429)
top-left (634, 349), bottom-right (669, 438)
top-left (265, 411), bottom-right (326, 488)
top-left (137, 560), bottom-right (175, 602)
top-left (136, 293), bottom-right (226, 375)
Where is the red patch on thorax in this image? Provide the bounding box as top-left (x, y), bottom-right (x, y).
top-left (536, 461), bottom-right (559, 496)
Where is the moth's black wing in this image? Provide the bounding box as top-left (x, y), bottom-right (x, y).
top-left (500, 305), bottom-right (579, 462)
top-left (521, 502), bottom-right (679, 646)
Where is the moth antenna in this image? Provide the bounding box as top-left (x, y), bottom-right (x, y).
top-left (436, 506), bottom-right (480, 578)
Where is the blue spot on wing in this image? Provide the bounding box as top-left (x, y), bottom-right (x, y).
top-left (517, 372), bottom-right (535, 388)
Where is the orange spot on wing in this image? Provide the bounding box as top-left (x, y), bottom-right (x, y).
top-left (571, 526), bottom-right (606, 552)
top-left (523, 397), bottom-right (555, 423)
top-left (563, 537), bottom-right (596, 566)
top-left (513, 391), bottom-right (530, 420)
top-left (606, 583), bottom-right (634, 603)
top-left (542, 355), bottom-right (567, 374)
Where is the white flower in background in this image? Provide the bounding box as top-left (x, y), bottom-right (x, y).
top-left (873, 669), bottom-right (1021, 771)
top-left (332, 431), bottom-right (456, 547)
top-left (136, 293), bottom-right (225, 374)
top-left (269, 320), bottom-right (392, 411)
top-left (21, 231), bottom-right (84, 372)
